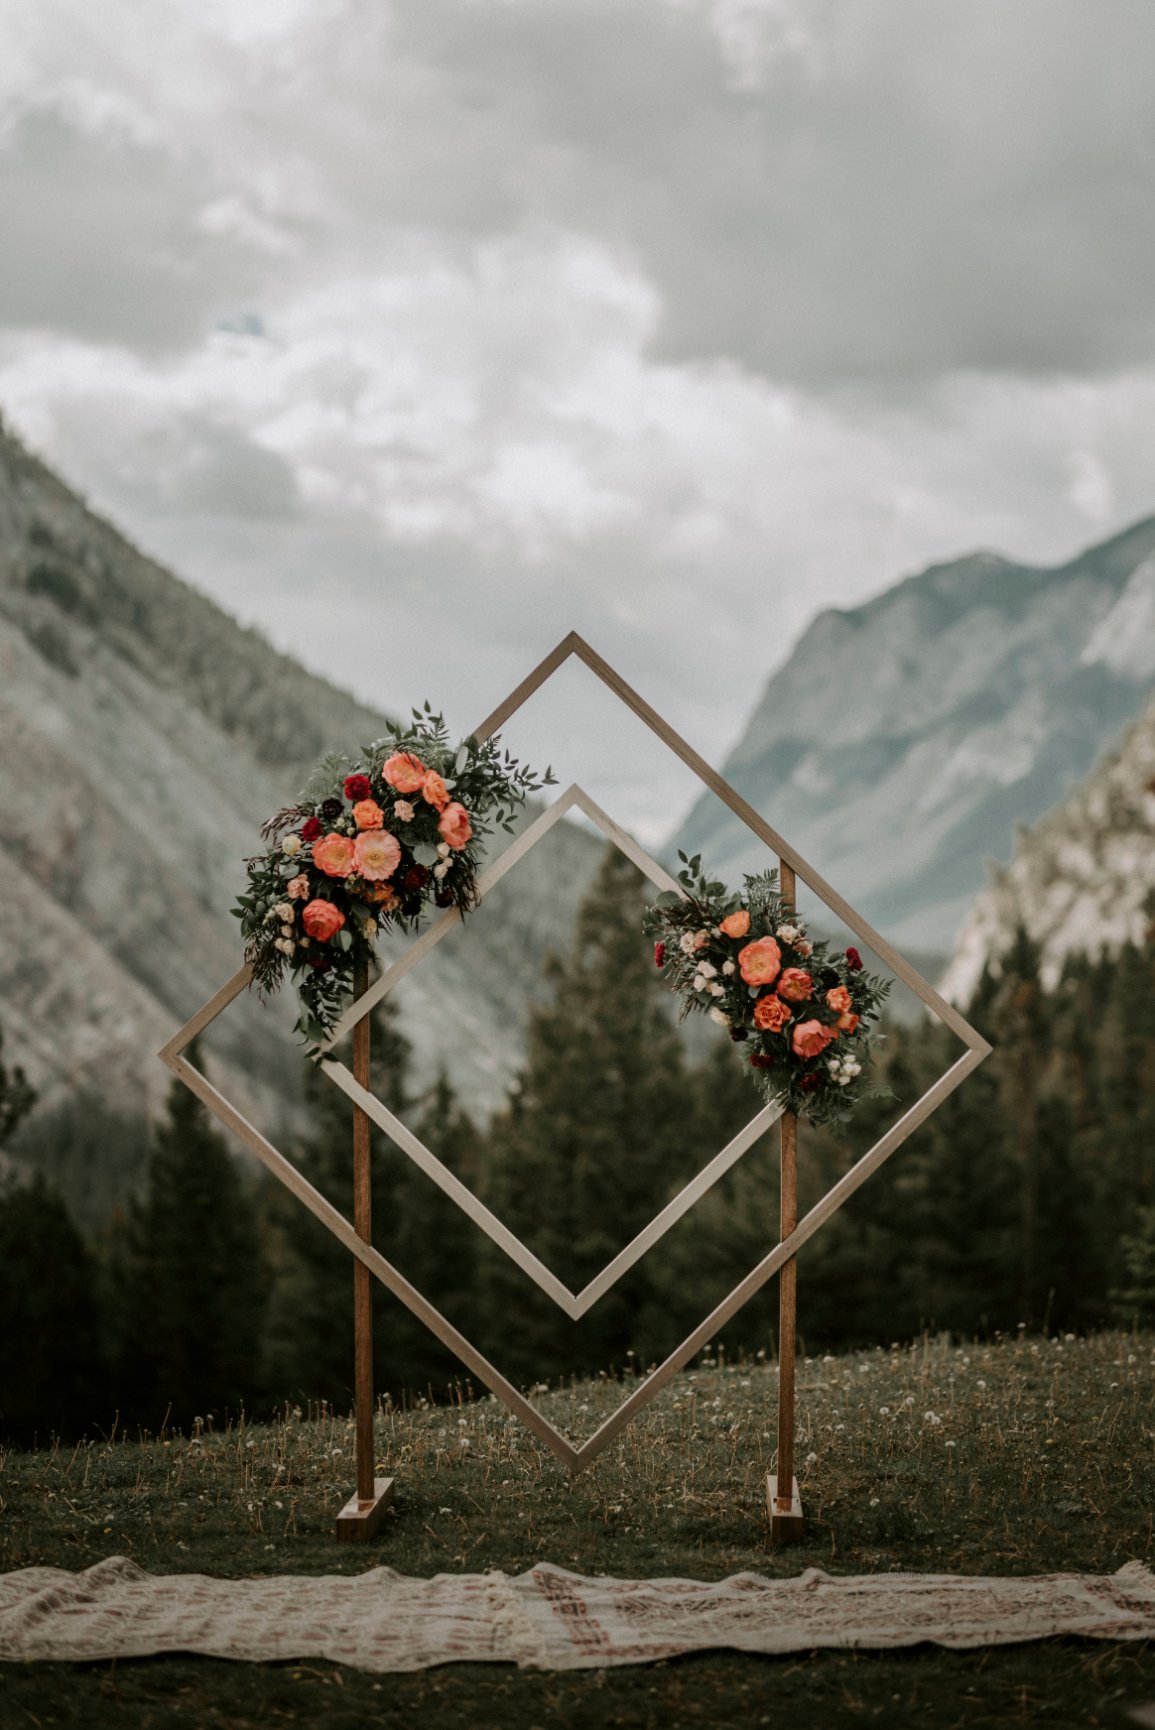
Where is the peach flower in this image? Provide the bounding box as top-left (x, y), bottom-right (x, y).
top-left (302, 900), bottom-right (345, 942)
top-left (738, 936), bottom-right (781, 986)
top-left (382, 751), bottom-right (426, 793)
top-left (791, 1019), bottom-right (837, 1060)
top-left (437, 801), bottom-right (473, 850)
top-left (312, 833), bottom-right (356, 878)
top-left (361, 881), bottom-right (400, 910)
top-left (353, 828), bottom-right (402, 882)
top-left (753, 995), bottom-right (793, 1033)
top-left (825, 985), bottom-right (853, 1013)
top-left (421, 770), bottom-right (450, 811)
top-left (720, 909), bottom-right (750, 939)
top-left (836, 1010), bottom-right (860, 1035)
top-left (352, 799), bottom-right (385, 830)
top-left (777, 968), bottom-right (815, 1003)
top-left (286, 873), bottom-right (311, 900)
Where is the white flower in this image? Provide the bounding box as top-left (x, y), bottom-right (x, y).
top-left (795, 938), bottom-right (813, 957)
top-left (679, 932), bottom-right (698, 954)
top-left (694, 974), bottom-right (710, 991)
top-left (708, 1007), bottom-right (729, 1026)
top-left (708, 981), bottom-right (725, 997)
top-left (281, 835), bottom-right (301, 857)
top-left (722, 960), bottom-right (736, 976)
top-left (696, 961), bottom-right (718, 979)
top-left (924, 1411), bottom-right (941, 1425)
top-left (776, 923), bottom-right (800, 943)
top-left (274, 937), bottom-right (295, 957)
top-left (437, 842), bottom-right (451, 858)
top-left (394, 800), bottom-right (415, 822)
top-left (274, 901), bottom-right (295, 922)
top-left (433, 861), bottom-right (449, 880)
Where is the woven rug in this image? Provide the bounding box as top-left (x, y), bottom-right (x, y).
top-left (2, 1557), bottom-right (1154, 1672)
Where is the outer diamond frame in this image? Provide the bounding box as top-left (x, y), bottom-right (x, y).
top-left (160, 631), bottom-right (991, 1474)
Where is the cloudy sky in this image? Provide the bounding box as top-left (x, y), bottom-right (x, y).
top-left (2, 0), bottom-right (1154, 836)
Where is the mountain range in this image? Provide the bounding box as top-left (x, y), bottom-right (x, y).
top-left (673, 519), bottom-right (1155, 955)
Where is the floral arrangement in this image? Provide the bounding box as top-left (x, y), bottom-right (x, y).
top-left (642, 853), bottom-right (891, 1125)
top-left (235, 708), bottom-right (554, 1044)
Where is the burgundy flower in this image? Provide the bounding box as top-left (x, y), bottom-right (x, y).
top-left (845, 947), bottom-right (863, 972)
top-left (321, 797), bottom-right (343, 820)
top-left (798, 1073), bottom-right (822, 1092)
top-left (653, 941), bottom-right (666, 969)
top-left (401, 863), bottom-right (430, 892)
top-left (300, 815), bottom-right (322, 842)
top-left (728, 1025), bottom-right (748, 1042)
top-left (749, 1051), bottom-right (776, 1070)
top-left (344, 773), bottom-right (372, 802)
top-left (434, 886), bottom-right (455, 908)
top-left (308, 954), bottom-right (332, 973)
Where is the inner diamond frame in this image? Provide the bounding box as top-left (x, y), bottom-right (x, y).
top-left (160, 631), bottom-right (991, 1472)
top-left (318, 782), bottom-right (783, 1320)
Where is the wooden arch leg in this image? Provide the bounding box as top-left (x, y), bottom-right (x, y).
top-left (768, 861), bottom-right (804, 1542)
top-left (336, 956), bottom-right (395, 1541)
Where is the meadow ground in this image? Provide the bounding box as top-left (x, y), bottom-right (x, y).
top-left (1, 1330), bottom-right (1154, 1728)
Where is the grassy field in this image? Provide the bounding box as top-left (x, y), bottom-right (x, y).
top-left (2, 1330), bottom-right (1154, 1728)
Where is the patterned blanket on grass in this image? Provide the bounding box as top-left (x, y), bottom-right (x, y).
top-left (2, 1557), bottom-right (1154, 1672)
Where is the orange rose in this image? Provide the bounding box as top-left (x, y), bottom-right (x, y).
top-left (738, 936), bottom-right (781, 986)
top-left (352, 799), bottom-right (385, 830)
top-left (825, 985), bottom-right (853, 1013)
top-left (382, 751), bottom-right (426, 793)
top-left (791, 1019), bottom-right (837, 1060)
top-left (753, 995), bottom-right (793, 1033)
top-left (302, 900), bottom-right (345, 942)
top-left (421, 770), bottom-right (450, 812)
top-left (437, 801), bottom-right (472, 850)
top-left (353, 828), bottom-right (401, 881)
top-left (311, 833), bottom-right (355, 878)
top-left (777, 968), bottom-right (815, 1003)
top-left (720, 909), bottom-right (750, 939)
top-left (836, 1010), bottom-right (860, 1035)
top-left (361, 881), bottom-right (400, 910)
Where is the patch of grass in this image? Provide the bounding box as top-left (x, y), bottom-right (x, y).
top-left (2, 1330), bottom-right (1154, 1726)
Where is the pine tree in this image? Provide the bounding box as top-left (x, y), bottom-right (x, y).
top-left (111, 1055), bottom-right (269, 1428)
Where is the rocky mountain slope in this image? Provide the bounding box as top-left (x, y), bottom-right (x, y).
top-left (672, 520), bottom-right (1155, 957)
top-left (939, 685), bottom-right (1155, 1003)
top-left (0, 418), bottom-right (603, 1132)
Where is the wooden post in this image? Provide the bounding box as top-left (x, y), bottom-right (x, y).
top-left (335, 954), bottom-right (394, 1541)
top-left (768, 860), bottom-right (804, 1540)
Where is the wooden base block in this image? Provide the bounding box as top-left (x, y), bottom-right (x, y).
top-left (334, 1477), bottom-right (395, 1543)
top-left (766, 1473), bottom-right (804, 1542)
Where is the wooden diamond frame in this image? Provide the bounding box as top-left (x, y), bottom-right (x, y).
top-left (160, 631), bottom-right (991, 1474)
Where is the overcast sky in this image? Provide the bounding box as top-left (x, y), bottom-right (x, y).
top-left (2, 0), bottom-right (1154, 839)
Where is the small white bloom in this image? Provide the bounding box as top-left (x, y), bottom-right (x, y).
top-left (433, 861), bottom-right (449, 880)
top-left (696, 961), bottom-right (718, 979)
top-left (437, 842), bottom-right (451, 858)
top-left (924, 1411), bottom-right (941, 1425)
top-left (776, 924), bottom-right (800, 943)
top-left (708, 981), bottom-right (725, 997)
top-left (281, 835), bottom-right (301, 857)
top-left (280, 923), bottom-right (294, 939)
top-left (274, 937), bottom-right (295, 957)
top-left (394, 800), bottom-right (415, 822)
top-left (721, 960), bottom-right (736, 976)
top-left (805, 1451), bottom-right (817, 1466)
top-left (795, 939), bottom-right (813, 957)
top-left (274, 901), bottom-right (295, 922)
top-left (679, 932), bottom-right (698, 954)
top-left (694, 974), bottom-right (710, 991)
top-left (708, 1006), bottom-right (729, 1026)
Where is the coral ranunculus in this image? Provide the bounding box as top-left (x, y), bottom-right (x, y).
top-left (825, 985), bottom-right (853, 1013)
top-left (720, 909), bottom-right (750, 939)
top-left (343, 774), bottom-right (372, 803)
top-left (421, 770), bottom-right (450, 811)
top-left (312, 833), bottom-right (356, 878)
top-left (382, 751), bottom-right (426, 793)
top-left (438, 801), bottom-right (473, 850)
top-left (352, 799), bottom-right (385, 830)
top-left (353, 828), bottom-right (402, 882)
top-left (302, 900), bottom-right (345, 942)
top-left (777, 968), bottom-right (815, 1003)
top-left (791, 1019), bottom-right (837, 1060)
top-left (837, 1010), bottom-right (860, 1035)
top-left (753, 994), bottom-right (793, 1033)
top-left (738, 936), bottom-right (781, 986)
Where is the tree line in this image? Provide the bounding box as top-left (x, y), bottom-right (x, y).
top-left (2, 846), bottom-right (1153, 1443)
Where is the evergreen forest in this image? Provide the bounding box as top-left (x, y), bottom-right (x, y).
top-left (2, 845), bottom-right (1154, 1444)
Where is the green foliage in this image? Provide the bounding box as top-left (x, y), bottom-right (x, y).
top-left (0, 1025), bottom-right (36, 1147)
top-left (1112, 1206), bottom-right (1155, 1325)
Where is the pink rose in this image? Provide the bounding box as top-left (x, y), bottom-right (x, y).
top-left (794, 938), bottom-right (813, 958)
top-left (286, 873), bottom-right (311, 900)
top-left (353, 828), bottom-right (402, 882)
top-left (393, 799), bottom-right (415, 822)
top-left (777, 968), bottom-right (815, 1003)
top-left (437, 801), bottom-right (473, 850)
top-left (382, 751), bottom-right (426, 793)
top-left (302, 900), bottom-right (345, 942)
top-left (312, 833), bottom-right (355, 878)
top-left (421, 770), bottom-right (450, 812)
top-left (720, 910), bottom-right (750, 939)
top-left (352, 799), bottom-right (385, 830)
top-left (791, 1019), bottom-right (837, 1060)
top-left (825, 985), bottom-right (853, 1013)
top-left (738, 936), bottom-right (781, 987)
top-left (753, 995), bottom-right (792, 1033)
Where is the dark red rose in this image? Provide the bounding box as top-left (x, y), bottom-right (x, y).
top-left (300, 815), bottom-right (322, 842)
top-left (654, 941), bottom-right (666, 969)
top-left (845, 947), bottom-right (863, 972)
top-left (798, 1073), bottom-right (822, 1092)
top-left (321, 797), bottom-right (343, 820)
top-left (728, 1025), bottom-right (748, 1042)
top-left (343, 774), bottom-right (372, 802)
top-left (308, 954), bottom-right (332, 973)
top-left (749, 1051), bottom-right (776, 1069)
top-left (434, 887), bottom-right (455, 908)
top-left (401, 863), bottom-right (430, 892)
top-left (817, 966), bottom-right (840, 988)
